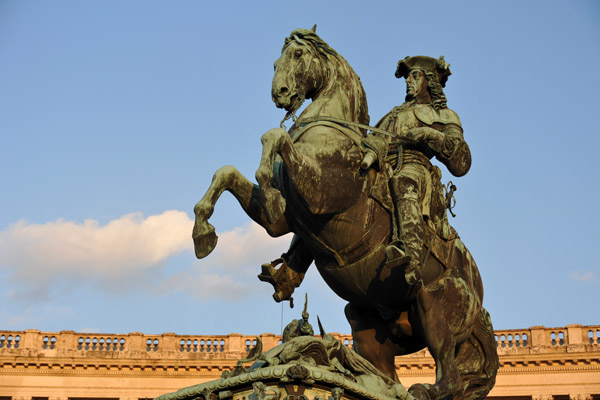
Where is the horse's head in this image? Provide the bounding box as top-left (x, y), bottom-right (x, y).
top-left (272, 26), bottom-right (330, 114)
top-left (272, 26), bottom-right (368, 125)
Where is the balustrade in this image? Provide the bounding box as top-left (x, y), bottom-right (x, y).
top-left (77, 335), bottom-right (126, 351)
top-left (588, 328), bottom-right (600, 345)
top-left (180, 337), bottom-right (226, 353)
top-left (244, 338), bottom-right (257, 352)
top-left (341, 336), bottom-right (353, 349)
top-left (0, 325), bottom-right (597, 359)
top-left (0, 334), bottom-right (20, 349)
top-left (550, 329), bottom-right (566, 346)
top-left (146, 338), bottom-right (160, 352)
top-left (495, 330), bottom-right (530, 348)
top-left (42, 336), bottom-right (56, 350)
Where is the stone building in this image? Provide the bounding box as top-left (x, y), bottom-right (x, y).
top-left (1, 325), bottom-right (599, 400)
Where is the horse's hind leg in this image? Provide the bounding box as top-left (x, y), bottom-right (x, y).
top-left (345, 303), bottom-right (424, 383)
top-left (193, 165), bottom-right (289, 259)
top-left (410, 326), bottom-right (462, 400)
top-left (410, 279), bottom-right (477, 400)
top-left (455, 308), bottom-right (499, 400)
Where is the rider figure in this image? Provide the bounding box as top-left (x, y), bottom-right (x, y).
top-left (362, 55), bottom-right (471, 287)
top-left (259, 56), bottom-right (471, 333)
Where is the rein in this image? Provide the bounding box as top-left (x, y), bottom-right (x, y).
top-left (286, 115), bottom-right (400, 159)
top-left (298, 116), bottom-right (396, 138)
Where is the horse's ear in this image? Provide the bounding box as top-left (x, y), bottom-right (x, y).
top-left (311, 24), bottom-right (317, 33)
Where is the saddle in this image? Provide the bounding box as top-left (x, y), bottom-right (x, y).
top-left (423, 221), bottom-right (459, 269)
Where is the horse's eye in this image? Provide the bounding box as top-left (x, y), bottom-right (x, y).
top-left (294, 49), bottom-right (303, 59)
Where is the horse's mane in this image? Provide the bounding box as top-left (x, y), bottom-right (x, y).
top-left (284, 29), bottom-right (369, 126)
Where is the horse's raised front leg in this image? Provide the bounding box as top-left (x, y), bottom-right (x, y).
top-left (193, 165), bottom-right (289, 259)
top-left (256, 126), bottom-right (361, 219)
top-left (255, 128), bottom-right (290, 224)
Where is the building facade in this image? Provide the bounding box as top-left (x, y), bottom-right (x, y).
top-left (1, 325), bottom-right (599, 400)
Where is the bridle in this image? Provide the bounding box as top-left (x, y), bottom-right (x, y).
top-left (278, 37), bottom-right (317, 129)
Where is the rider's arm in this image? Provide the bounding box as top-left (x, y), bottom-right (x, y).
top-left (405, 124), bottom-right (471, 177)
top-left (435, 123), bottom-right (471, 177)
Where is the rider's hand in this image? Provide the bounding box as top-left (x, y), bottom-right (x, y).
top-left (361, 150), bottom-right (377, 169)
top-left (406, 127), bottom-right (444, 145)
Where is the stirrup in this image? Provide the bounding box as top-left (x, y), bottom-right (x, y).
top-left (404, 260), bottom-right (423, 287)
top-left (384, 244), bottom-right (411, 273)
top-left (385, 243), bottom-right (406, 262)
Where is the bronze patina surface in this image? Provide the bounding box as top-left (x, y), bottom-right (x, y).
top-left (191, 26), bottom-right (498, 400)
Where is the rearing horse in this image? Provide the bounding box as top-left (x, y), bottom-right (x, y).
top-left (193, 27), bottom-right (498, 400)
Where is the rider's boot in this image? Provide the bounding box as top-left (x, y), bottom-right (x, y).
top-left (397, 197), bottom-right (426, 288)
top-left (258, 235), bottom-right (313, 302)
top-left (259, 257), bottom-right (303, 302)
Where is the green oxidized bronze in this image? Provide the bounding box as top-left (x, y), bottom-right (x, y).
top-left (190, 26), bottom-right (498, 400)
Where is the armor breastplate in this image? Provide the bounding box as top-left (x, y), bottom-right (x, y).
top-left (392, 104), bottom-right (462, 132)
top-left (391, 106), bottom-right (422, 134)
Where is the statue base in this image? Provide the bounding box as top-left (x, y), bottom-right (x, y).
top-left (154, 336), bottom-right (414, 400)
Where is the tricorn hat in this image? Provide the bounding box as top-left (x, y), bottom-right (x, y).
top-left (395, 55), bottom-right (452, 87)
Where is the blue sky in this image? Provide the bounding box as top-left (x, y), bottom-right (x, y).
top-left (0, 0), bottom-right (598, 336)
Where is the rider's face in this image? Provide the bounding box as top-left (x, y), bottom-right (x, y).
top-left (406, 69), bottom-right (427, 98)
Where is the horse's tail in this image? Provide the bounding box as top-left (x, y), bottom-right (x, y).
top-left (455, 307), bottom-right (499, 400)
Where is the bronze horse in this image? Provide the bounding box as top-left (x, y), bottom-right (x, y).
top-left (192, 28), bottom-right (498, 400)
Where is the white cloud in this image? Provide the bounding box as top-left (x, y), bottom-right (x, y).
top-left (0, 211), bottom-right (293, 303)
top-left (0, 210), bottom-right (193, 281)
top-left (569, 271), bottom-right (596, 282)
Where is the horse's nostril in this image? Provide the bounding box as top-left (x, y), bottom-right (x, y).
top-left (279, 87), bottom-right (289, 96)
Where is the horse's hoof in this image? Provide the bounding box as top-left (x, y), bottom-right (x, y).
top-left (192, 221), bottom-right (218, 259)
top-left (408, 384), bottom-right (431, 400)
top-left (263, 188), bottom-right (286, 224)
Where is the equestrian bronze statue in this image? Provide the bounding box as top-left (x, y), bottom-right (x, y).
top-left (192, 26), bottom-right (498, 400)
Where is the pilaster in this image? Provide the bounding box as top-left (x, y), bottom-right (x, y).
top-left (227, 333), bottom-right (243, 353)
